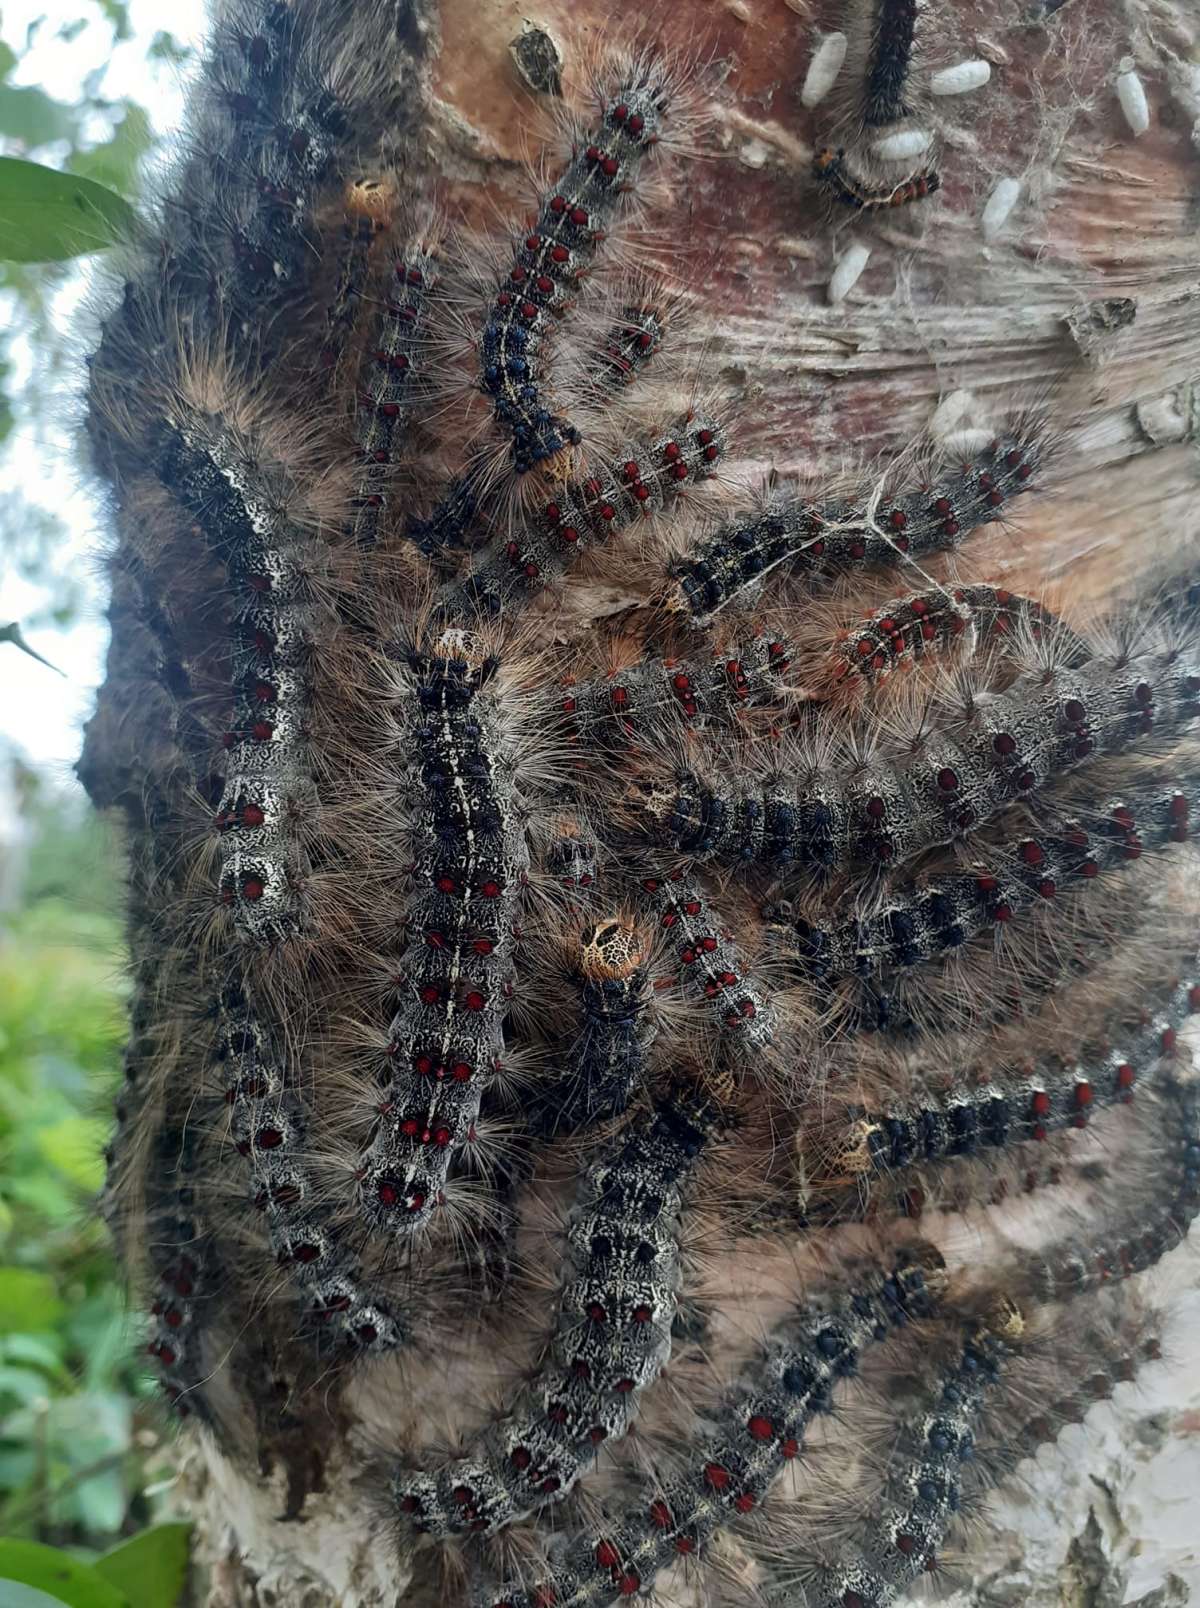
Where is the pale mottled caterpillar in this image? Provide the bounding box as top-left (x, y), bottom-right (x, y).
top-left (633, 640), bottom-right (1200, 871)
top-left (393, 1091), bottom-right (718, 1538)
top-left (144, 1117), bottom-right (217, 1424)
top-left (662, 425), bottom-right (1042, 625)
top-left (476, 1247), bottom-right (946, 1608)
top-left (357, 634), bottom-right (529, 1236)
top-left (217, 982), bottom-right (406, 1353)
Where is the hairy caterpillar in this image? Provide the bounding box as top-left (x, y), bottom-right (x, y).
top-left (447, 408), bottom-right (726, 619)
top-left (479, 60), bottom-right (678, 475)
top-left (766, 1316), bottom-right (1017, 1608)
top-left (661, 425), bottom-right (1041, 625)
top-left (349, 233), bottom-right (439, 551)
top-left (392, 1091), bottom-right (717, 1537)
top-left (632, 639), bottom-right (1200, 871)
top-left (356, 633), bottom-right (529, 1236)
top-left (476, 1247), bottom-right (946, 1608)
top-left (772, 771), bottom-right (1199, 1007)
top-left (827, 584), bottom-right (1090, 690)
top-left (1009, 1071), bottom-right (1200, 1303)
top-left (799, 976), bottom-right (1198, 1218)
top-left (559, 631), bottom-right (794, 751)
top-left (76, 2), bottom-right (1200, 1601)
top-left (638, 875), bottom-right (776, 1054)
top-left (218, 982), bottom-right (406, 1352)
top-left (157, 412), bottom-right (322, 943)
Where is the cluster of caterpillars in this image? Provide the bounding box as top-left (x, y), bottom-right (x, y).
top-left (78, 1), bottom-right (1199, 1604)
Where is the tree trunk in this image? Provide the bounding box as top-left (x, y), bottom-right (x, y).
top-left (80, 0), bottom-right (1200, 1604)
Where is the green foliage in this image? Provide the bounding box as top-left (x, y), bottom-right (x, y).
top-left (0, 1539), bottom-right (129, 1607)
top-left (0, 160), bottom-right (136, 265)
top-left (0, 777), bottom-right (178, 1565)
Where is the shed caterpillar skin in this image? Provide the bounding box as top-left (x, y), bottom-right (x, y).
top-left (349, 235), bottom-right (439, 552)
top-left (479, 61), bottom-right (677, 475)
top-left (475, 1247), bottom-right (947, 1608)
top-left (445, 408), bottom-right (726, 619)
top-left (392, 1092), bottom-right (718, 1538)
top-left (828, 585), bottom-right (1091, 691)
top-left (531, 919), bottom-right (655, 1137)
top-left (661, 425), bottom-right (1042, 625)
top-left (357, 635), bottom-right (529, 1237)
top-left (632, 640), bottom-right (1200, 872)
top-left (772, 771), bottom-right (1199, 1016)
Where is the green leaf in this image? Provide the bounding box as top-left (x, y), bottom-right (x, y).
top-left (0, 1541), bottom-right (129, 1608)
top-left (0, 1270), bottom-right (65, 1334)
top-left (0, 43), bottom-right (17, 81)
top-left (0, 86), bottom-right (77, 149)
top-left (95, 1526), bottom-right (191, 1608)
top-left (35, 1117), bottom-right (108, 1192)
top-left (0, 159), bottom-right (136, 263)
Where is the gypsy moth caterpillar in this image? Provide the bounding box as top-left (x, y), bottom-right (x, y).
top-left (392, 1092), bottom-right (718, 1537)
top-left (157, 413), bottom-right (321, 943)
top-left (773, 770), bottom-right (1200, 1018)
top-left (662, 424), bottom-right (1042, 624)
top-left (446, 407), bottom-right (726, 619)
top-left (632, 639), bottom-right (1200, 872)
top-left (357, 634), bottom-right (529, 1237)
top-left (476, 1247), bottom-right (946, 1608)
top-left (480, 59), bottom-right (679, 476)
